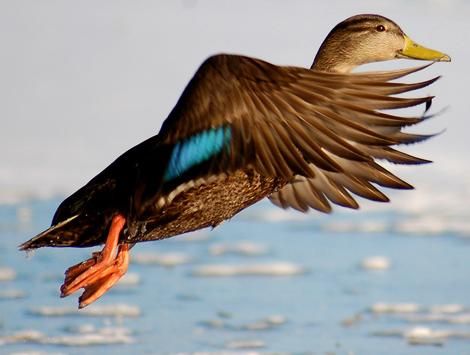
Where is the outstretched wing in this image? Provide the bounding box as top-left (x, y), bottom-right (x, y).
top-left (153, 54), bottom-right (438, 211)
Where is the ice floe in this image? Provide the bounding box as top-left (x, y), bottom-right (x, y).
top-left (373, 326), bottom-right (470, 346)
top-left (322, 214), bottom-right (470, 237)
top-left (0, 267), bottom-right (16, 281)
top-left (324, 220), bottom-right (388, 234)
top-left (172, 230), bottom-right (212, 242)
top-left (360, 256), bottom-right (391, 270)
top-left (0, 326), bottom-right (134, 346)
top-left (132, 252), bottom-right (192, 267)
top-left (8, 351), bottom-right (66, 355)
top-left (116, 272), bottom-right (141, 286)
top-left (0, 330), bottom-right (43, 346)
top-left (173, 352), bottom-right (271, 355)
top-left (224, 339), bottom-right (265, 349)
top-left (241, 315), bottom-right (287, 331)
top-left (191, 262), bottom-right (307, 277)
top-left (430, 304), bottom-right (465, 314)
top-left (40, 332), bottom-right (133, 346)
top-left (403, 312), bottom-right (470, 324)
top-left (370, 302), bottom-right (470, 318)
top-left (367, 302), bottom-right (470, 346)
top-left (209, 242), bottom-right (268, 256)
top-left (200, 314), bottom-right (287, 332)
top-left (247, 208), bottom-right (311, 223)
top-left (0, 289), bottom-right (26, 300)
top-left (395, 216), bottom-right (470, 236)
top-left (29, 304), bottom-right (141, 317)
top-left (405, 326), bottom-right (448, 346)
top-left (370, 302), bottom-right (421, 314)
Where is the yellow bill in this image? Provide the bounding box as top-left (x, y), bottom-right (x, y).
top-left (399, 35), bottom-right (451, 62)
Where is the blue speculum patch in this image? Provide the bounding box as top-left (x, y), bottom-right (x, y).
top-left (163, 126), bottom-right (232, 181)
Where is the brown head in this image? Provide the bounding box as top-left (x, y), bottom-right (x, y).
top-left (312, 14), bottom-right (450, 73)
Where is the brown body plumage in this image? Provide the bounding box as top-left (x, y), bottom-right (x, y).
top-left (22, 55), bottom-right (438, 249)
top-left (20, 14), bottom-right (450, 308)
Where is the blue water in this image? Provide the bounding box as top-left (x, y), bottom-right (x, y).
top-left (1, 198), bottom-right (469, 354)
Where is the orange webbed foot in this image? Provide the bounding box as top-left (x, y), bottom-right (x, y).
top-left (60, 214), bottom-right (130, 308)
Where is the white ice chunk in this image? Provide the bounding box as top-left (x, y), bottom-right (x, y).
top-left (430, 304), bottom-right (465, 314)
top-left (0, 289), bottom-right (26, 299)
top-left (132, 252), bottom-right (192, 267)
top-left (29, 304), bottom-right (141, 317)
top-left (405, 326), bottom-right (448, 346)
top-left (225, 338), bottom-right (265, 349)
top-left (0, 267), bottom-right (16, 281)
top-left (116, 272), bottom-right (140, 286)
top-left (371, 302), bottom-right (421, 314)
top-left (209, 242), bottom-right (268, 256)
top-left (192, 262), bottom-right (307, 277)
top-left (360, 256), bottom-right (391, 270)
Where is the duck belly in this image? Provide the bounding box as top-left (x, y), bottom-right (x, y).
top-left (126, 170), bottom-right (285, 243)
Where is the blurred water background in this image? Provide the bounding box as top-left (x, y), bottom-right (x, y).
top-left (1, 1), bottom-right (470, 354)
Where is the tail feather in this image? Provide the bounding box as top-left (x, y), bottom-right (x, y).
top-left (19, 215), bottom-right (81, 250)
top-left (19, 213), bottom-right (109, 250)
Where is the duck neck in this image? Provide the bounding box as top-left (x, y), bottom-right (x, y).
top-left (310, 46), bottom-right (357, 74)
top-left (310, 33), bottom-right (365, 73)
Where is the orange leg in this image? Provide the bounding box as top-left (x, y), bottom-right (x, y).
top-left (60, 214), bottom-right (130, 308)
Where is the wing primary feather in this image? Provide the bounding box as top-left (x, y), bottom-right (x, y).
top-left (366, 162), bottom-right (414, 189)
top-left (271, 123), bottom-right (315, 177)
top-left (311, 107), bottom-right (397, 146)
top-left (329, 174), bottom-right (390, 202)
top-left (307, 166), bottom-right (359, 209)
top-left (306, 179), bottom-right (332, 212)
top-left (357, 146), bottom-right (432, 165)
top-left (349, 63), bottom-right (434, 81)
top-left (326, 179), bottom-right (360, 209)
top-left (258, 126), bottom-right (294, 179)
top-left (271, 91), bottom-right (375, 160)
top-left (344, 76), bottom-right (440, 95)
top-left (282, 182), bottom-right (310, 212)
top-left (287, 119), bottom-right (345, 172)
top-left (337, 94), bottom-right (435, 111)
top-left (290, 178), bottom-right (329, 212)
top-left (391, 131), bottom-right (441, 145)
top-left (251, 125), bottom-right (278, 176)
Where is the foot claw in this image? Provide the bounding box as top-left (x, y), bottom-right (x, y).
top-left (78, 266), bottom-right (126, 308)
top-left (59, 214), bottom-right (129, 308)
top-left (62, 257), bottom-right (99, 291)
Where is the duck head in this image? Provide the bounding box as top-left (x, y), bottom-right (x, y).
top-left (312, 14), bottom-right (451, 73)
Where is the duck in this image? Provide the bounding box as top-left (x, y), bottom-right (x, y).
top-left (20, 14), bottom-right (450, 308)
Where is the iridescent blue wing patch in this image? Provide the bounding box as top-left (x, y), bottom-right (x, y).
top-left (163, 126), bottom-right (232, 181)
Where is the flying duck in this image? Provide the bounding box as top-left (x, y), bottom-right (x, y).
top-left (20, 14), bottom-right (450, 308)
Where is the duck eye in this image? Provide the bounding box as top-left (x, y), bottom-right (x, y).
top-left (376, 25), bottom-right (386, 32)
